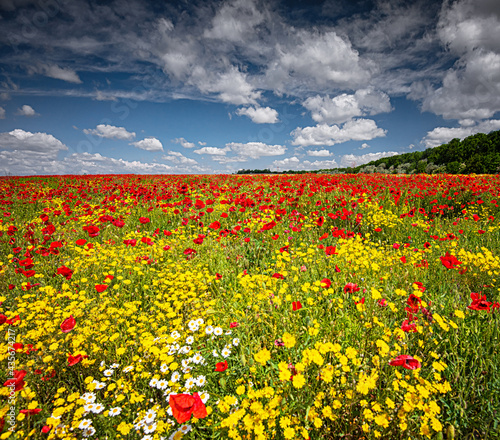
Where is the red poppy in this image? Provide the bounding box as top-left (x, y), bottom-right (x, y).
top-left (20, 408), bottom-right (42, 415)
top-left (343, 283), bottom-right (360, 293)
top-left (12, 342), bottom-right (24, 351)
top-left (468, 292), bottom-right (492, 311)
top-left (406, 294), bottom-right (421, 313)
top-left (113, 219), bottom-right (125, 228)
top-left (389, 355), bottom-right (421, 370)
top-left (169, 393), bottom-right (207, 424)
top-left (56, 266), bottom-right (73, 280)
top-left (272, 273), bottom-right (285, 279)
top-left (317, 277), bottom-right (331, 289)
top-left (215, 361), bottom-right (228, 372)
top-left (3, 370), bottom-right (26, 391)
top-left (75, 239), bottom-right (87, 246)
top-left (400, 256), bottom-right (407, 264)
top-left (41, 426), bottom-right (51, 434)
top-left (260, 220), bottom-right (277, 231)
top-left (139, 217), bottom-right (150, 224)
top-left (292, 301), bottom-right (302, 311)
top-left (209, 221), bottom-right (221, 229)
top-left (60, 315), bottom-right (76, 333)
top-left (95, 284), bottom-right (108, 293)
top-left (82, 225), bottom-right (100, 237)
top-left (325, 246), bottom-right (337, 256)
top-left (401, 319), bottom-right (417, 333)
top-left (230, 322), bottom-right (239, 328)
top-left (440, 252), bottom-right (462, 269)
top-left (123, 239), bottom-right (137, 247)
top-left (68, 354), bottom-right (86, 366)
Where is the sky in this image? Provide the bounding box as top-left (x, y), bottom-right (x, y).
top-left (1, 0), bottom-right (500, 175)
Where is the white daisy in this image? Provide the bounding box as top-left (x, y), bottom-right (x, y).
top-left (160, 363), bottom-right (169, 373)
top-left (149, 378), bottom-right (159, 388)
top-left (213, 327), bottom-right (223, 336)
top-left (180, 424), bottom-right (192, 434)
top-left (157, 379), bottom-right (169, 390)
top-left (171, 371), bottom-right (180, 383)
top-left (78, 419), bottom-right (92, 430)
top-left (181, 359), bottom-right (191, 368)
top-left (212, 349), bottom-right (219, 357)
top-left (221, 347), bottom-right (231, 358)
top-left (110, 363), bottom-right (120, 369)
top-left (179, 345), bottom-right (191, 354)
top-left (82, 426), bottom-right (96, 437)
top-left (225, 330), bottom-right (232, 335)
top-left (196, 375), bottom-right (206, 387)
top-left (92, 403), bottom-right (105, 414)
top-left (196, 318), bottom-right (204, 326)
top-left (144, 409), bottom-right (156, 423)
top-left (83, 404), bottom-right (94, 413)
top-left (186, 336), bottom-right (194, 344)
top-left (205, 325), bottom-right (214, 335)
top-left (199, 392), bottom-right (210, 403)
top-left (103, 369), bottom-right (114, 377)
top-left (232, 338), bottom-right (240, 346)
top-left (108, 407), bottom-right (122, 417)
top-left (184, 377), bottom-right (196, 390)
top-left (123, 365), bottom-right (134, 373)
top-left (80, 393), bottom-right (96, 404)
top-left (170, 331), bottom-right (180, 340)
top-left (93, 381), bottom-right (106, 390)
top-left (192, 353), bottom-right (204, 364)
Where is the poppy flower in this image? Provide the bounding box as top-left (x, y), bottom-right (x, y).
top-left (344, 283), bottom-right (360, 293)
top-left (260, 220), bottom-right (276, 231)
top-left (56, 266), bottom-right (73, 280)
top-left (321, 278), bottom-right (331, 288)
top-left (229, 322), bottom-right (239, 328)
top-left (139, 217), bottom-right (150, 224)
top-left (75, 239), bottom-right (87, 246)
top-left (468, 292), bottom-right (492, 311)
top-left (440, 252), bottom-right (462, 269)
top-left (169, 393), bottom-right (207, 424)
top-left (292, 301), bottom-right (302, 311)
top-left (82, 225), bottom-right (100, 237)
top-left (95, 284), bottom-right (108, 293)
top-left (68, 354), bottom-right (86, 366)
top-left (41, 426), bottom-right (51, 434)
top-left (325, 246), bottom-right (337, 256)
top-left (401, 319), bottom-right (417, 333)
top-left (20, 408), bottom-right (42, 415)
top-left (209, 221), bottom-right (221, 229)
top-left (60, 315), bottom-right (76, 333)
top-left (3, 370), bottom-right (26, 391)
top-left (215, 361), bottom-right (228, 372)
top-left (389, 355), bottom-right (421, 370)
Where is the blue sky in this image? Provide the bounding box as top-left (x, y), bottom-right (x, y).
top-left (1, 0), bottom-right (500, 175)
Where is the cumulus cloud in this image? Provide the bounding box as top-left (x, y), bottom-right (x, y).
top-left (0, 107), bottom-right (5, 119)
top-left (130, 137), bottom-right (163, 151)
top-left (303, 88), bottom-right (392, 124)
top-left (307, 149), bottom-right (332, 157)
top-left (193, 146), bottom-right (229, 155)
top-left (31, 64), bottom-right (82, 84)
top-left (227, 142), bottom-right (286, 159)
top-left (291, 119), bottom-right (386, 147)
top-left (173, 137), bottom-right (196, 149)
top-left (422, 119), bottom-right (500, 148)
top-left (236, 106), bottom-right (279, 124)
top-left (271, 156), bottom-right (339, 171)
top-left (16, 105), bottom-right (38, 117)
top-left (338, 151), bottom-right (399, 168)
top-left (0, 129), bottom-right (68, 152)
top-left (162, 150), bottom-right (198, 165)
top-left (417, 0), bottom-right (500, 121)
top-left (83, 124), bottom-right (136, 140)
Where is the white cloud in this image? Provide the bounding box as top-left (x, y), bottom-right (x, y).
top-left (35, 64), bottom-right (82, 84)
top-left (417, 0), bottom-right (500, 121)
top-left (303, 88), bottom-right (392, 124)
top-left (291, 119), bottom-right (386, 147)
top-left (307, 149), bottom-right (332, 157)
top-left (422, 119), bottom-right (500, 148)
top-left (198, 141), bottom-right (206, 146)
top-left (0, 129), bottom-right (68, 152)
top-left (83, 124), bottom-right (136, 140)
top-left (0, 107), bottom-right (5, 119)
top-left (265, 30), bottom-right (370, 94)
top-left (130, 137), bottom-right (163, 151)
top-left (339, 151), bottom-right (399, 168)
top-left (16, 105), bottom-right (37, 117)
top-left (236, 106), bottom-right (279, 124)
top-left (227, 142), bottom-right (286, 159)
top-left (203, 0), bottom-right (265, 43)
top-left (360, 143), bottom-right (370, 149)
top-left (162, 150), bottom-right (198, 165)
top-left (193, 146), bottom-right (229, 155)
top-left (173, 137), bottom-right (196, 149)
top-left (270, 156), bottom-right (339, 171)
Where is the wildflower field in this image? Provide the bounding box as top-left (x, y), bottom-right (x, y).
top-left (1, 173), bottom-right (500, 440)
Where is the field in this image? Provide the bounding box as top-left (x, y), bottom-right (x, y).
top-left (1, 173), bottom-right (500, 440)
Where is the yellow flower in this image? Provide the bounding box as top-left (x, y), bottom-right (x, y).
top-left (282, 332), bottom-right (296, 348)
top-left (292, 374), bottom-right (306, 389)
top-left (284, 427), bottom-right (295, 439)
top-left (254, 348), bottom-right (271, 366)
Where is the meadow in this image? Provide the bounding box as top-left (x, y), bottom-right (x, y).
top-left (0, 173), bottom-right (499, 440)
